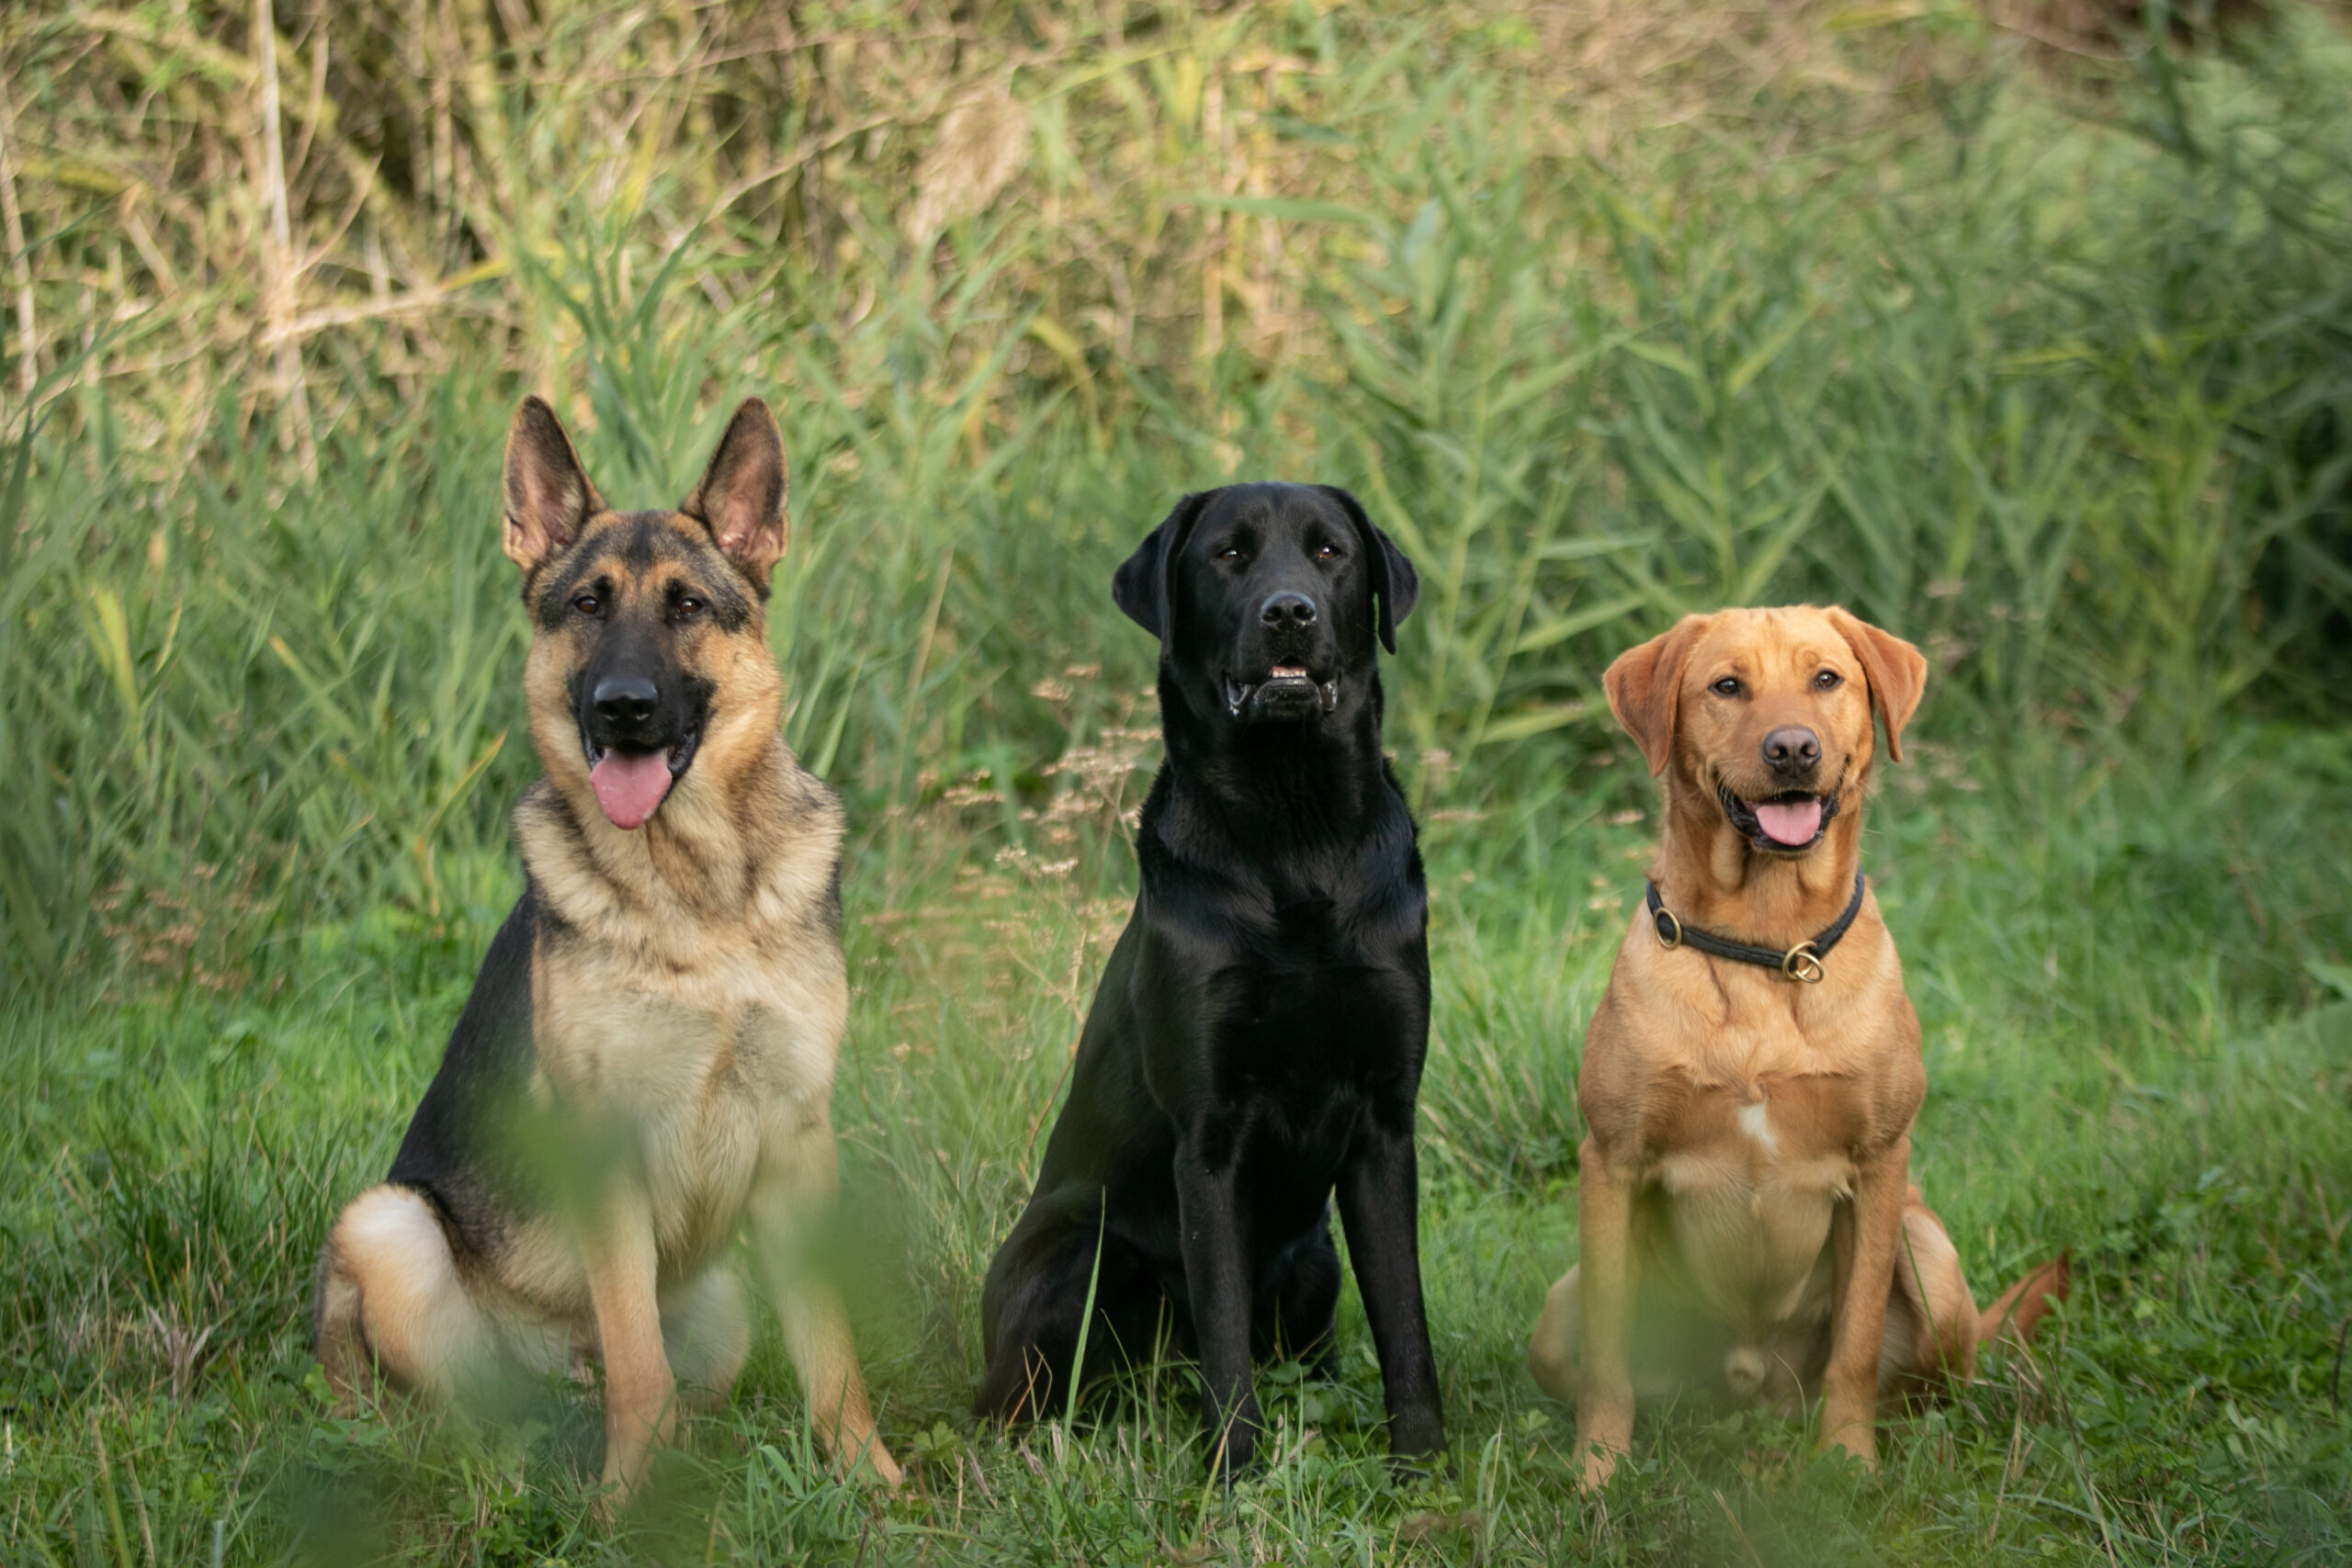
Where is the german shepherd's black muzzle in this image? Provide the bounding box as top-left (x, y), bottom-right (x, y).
top-left (571, 617), bottom-right (713, 830)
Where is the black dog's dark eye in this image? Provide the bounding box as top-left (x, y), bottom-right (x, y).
top-left (1216, 546), bottom-right (1243, 562)
top-left (1815, 670), bottom-right (1842, 691)
top-left (1315, 542), bottom-right (1341, 559)
top-left (1712, 676), bottom-right (1742, 697)
top-left (571, 592), bottom-right (601, 616)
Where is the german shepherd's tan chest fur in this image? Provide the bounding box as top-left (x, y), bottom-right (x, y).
top-left (506, 751), bottom-right (849, 1303)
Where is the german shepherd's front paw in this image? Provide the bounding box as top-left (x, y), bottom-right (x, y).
top-left (1578, 1440), bottom-right (1625, 1492)
top-left (854, 1439), bottom-right (906, 1490)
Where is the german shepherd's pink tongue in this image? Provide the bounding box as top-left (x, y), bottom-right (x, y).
top-left (590, 751), bottom-right (673, 829)
top-left (1753, 796), bottom-right (1822, 846)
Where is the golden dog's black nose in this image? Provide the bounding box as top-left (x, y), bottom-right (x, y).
top-left (1762, 726), bottom-right (1820, 773)
top-left (1260, 591), bottom-right (1317, 628)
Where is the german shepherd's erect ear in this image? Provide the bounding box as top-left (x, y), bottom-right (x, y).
top-left (502, 397), bottom-right (605, 580)
top-left (682, 400), bottom-right (790, 594)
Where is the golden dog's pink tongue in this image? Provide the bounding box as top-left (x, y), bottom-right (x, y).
top-left (589, 751), bottom-right (672, 830)
top-left (1753, 797), bottom-right (1822, 845)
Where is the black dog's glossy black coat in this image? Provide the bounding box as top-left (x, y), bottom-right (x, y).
top-left (976, 482), bottom-right (1442, 1472)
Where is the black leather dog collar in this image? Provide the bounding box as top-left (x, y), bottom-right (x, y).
top-left (1645, 869), bottom-right (1867, 984)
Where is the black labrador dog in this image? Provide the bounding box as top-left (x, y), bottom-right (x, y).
top-left (975, 481), bottom-right (1443, 1473)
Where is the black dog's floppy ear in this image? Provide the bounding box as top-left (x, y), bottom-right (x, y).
top-left (1113, 490), bottom-right (1221, 649)
top-left (681, 399), bottom-right (790, 593)
top-left (1317, 486), bottom-right (1419, 654)
top-left (503, 396), bottom-right (605, 579)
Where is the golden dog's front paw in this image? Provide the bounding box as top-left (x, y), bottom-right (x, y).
top-left (1526, 1271), bottom-right (1582, 1404)
top-left (1816, 1406), bottom-right (1879, 1471)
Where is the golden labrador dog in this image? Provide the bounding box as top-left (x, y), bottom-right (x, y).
top-left (1527, 605), bottom-right (2067, 1486)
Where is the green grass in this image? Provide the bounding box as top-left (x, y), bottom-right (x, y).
top-left (4, 733), bottom-right (2349, 1565)
top-left (5, 2), bottom-right (2352, 1562)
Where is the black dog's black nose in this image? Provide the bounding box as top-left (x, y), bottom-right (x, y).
top-left (1260, 592), bottom-right (1317, 629)
top-left (1762, 726), bottom-right (1821, 772)
top-left (593, 674), bottom-right (659, 728)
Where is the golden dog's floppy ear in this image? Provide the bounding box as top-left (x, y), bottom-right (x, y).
top-left (682, 399), bottom-right (790, 593)
top-left (1825, 606), bottom-right (1928, 763)
top-left (1604, 614), bottom-right (1712, 775)
top-left (503, 397), bottom-right (605, 578)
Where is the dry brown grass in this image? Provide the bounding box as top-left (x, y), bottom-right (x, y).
top-left (0, 0), bottom-right (1994, 462)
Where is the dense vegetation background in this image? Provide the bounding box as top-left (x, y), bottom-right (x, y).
top-left (1, 2), bottom-right (2347, 1563)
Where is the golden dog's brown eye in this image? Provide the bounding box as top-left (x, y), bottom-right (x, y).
top-left (1815, 670), bottom-right (1841, 690)
top-left (1712, 676), bottom-right (1742, 697)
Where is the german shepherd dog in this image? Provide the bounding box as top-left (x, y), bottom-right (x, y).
top-left (976, 483), bottom-right (1444, 1476)
top-left (312, 397), bottom-right (900, 1507)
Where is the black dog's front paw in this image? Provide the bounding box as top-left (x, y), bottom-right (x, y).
top-left (1202, 1416), bottom-right (1264, 1481)
top-left (1385, 1443), bottom-right (1450, 1483)
top-left (1385, 1406), bottom-right (1446, 1472)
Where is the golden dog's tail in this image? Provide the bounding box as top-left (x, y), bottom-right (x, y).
top-left (1976, 1249), bottom-right (2073, 1348)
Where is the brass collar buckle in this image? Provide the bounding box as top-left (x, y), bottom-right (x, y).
top-left (1642, 869), bottom-right (1866, 984)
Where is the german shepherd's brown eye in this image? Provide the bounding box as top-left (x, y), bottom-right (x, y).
top-left (1712, 676), bottom-right (1742, 697)
top-left (1815, 670), bottom-right (1842, 691)
top-left (674, 595), bottom-right (706, 619)
top-left (571, 592), bottom-right (602, 617)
